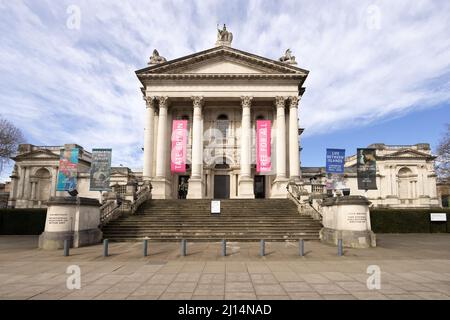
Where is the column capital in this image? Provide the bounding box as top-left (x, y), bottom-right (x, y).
top-left (289, 96), bottom-right (300, 108)
top-left (157, 96), bottom-right (169, 109)
top-left (191, 96), bottom-right (204, 109)
top-left (241, 96), bottom-right (253, 108)
top-left (144, 96), bottom-right (157, 109)
top-left (274, 96), bottom-right (287, 108)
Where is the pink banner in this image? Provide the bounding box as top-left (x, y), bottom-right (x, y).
top-left (256, 120), bottom-right (271, 173)
top-left (171, 120), bottom-right (188, 173)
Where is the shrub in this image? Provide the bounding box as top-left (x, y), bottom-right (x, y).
top-left (0, 209), bottom-right (47, 235)
top-left (370, 208), bottom-right (450, 233)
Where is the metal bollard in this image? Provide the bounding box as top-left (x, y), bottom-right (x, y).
top-left (299, 239), bottom-right (304, 257)
top-left (63, 239), bottom-right (70, 257)
top-left (221, 239), bottom-right (227, 257)
top-left (103, 239), bottom-right (109, 257)
top-left (338, 239), bottom-right (343, 256)
top-left (143, 239), bottom-right (148, 257)
top-left (260, 240), bottom-right (265, 257)
top-left (181, 239), bottom-right (187, 256)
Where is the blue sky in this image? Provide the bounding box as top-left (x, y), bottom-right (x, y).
top-left (0, 0), bottom-right (449, 181)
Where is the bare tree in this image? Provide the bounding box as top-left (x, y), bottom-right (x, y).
top-left (0, 117), bottom-right (25, 174)
top-left (436, 124), bottom-right (450, 181)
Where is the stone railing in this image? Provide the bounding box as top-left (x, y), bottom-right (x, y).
top-left (286, 182), bottom-right (323, 221)
top-left (99, 198), bottom-right (122, 227)
top-left (131, 183), bottom-right (152, 214)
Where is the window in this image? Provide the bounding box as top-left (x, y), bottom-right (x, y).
top-left (216, 114), bottom-right (229, 140)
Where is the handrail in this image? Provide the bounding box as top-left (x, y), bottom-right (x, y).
top-left (131, 184), bottom-right (151, 214)
top-left (286, 183), bottom-right (323, 220)
top-left (99, 199), bottom-right (121, 227)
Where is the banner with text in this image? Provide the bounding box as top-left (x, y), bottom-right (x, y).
top-left (357, 148), bottom-right (378, 190)
top-left (90, 149), bottom-right (112, 191)
top-left (326, 149), bottom-right (345, 174)
top-left (171, 120), bottom-right (188, 173)
top-left (56, 148), bottom-right (79, 191)
top-left (256, 120), bottom-right (272, 173)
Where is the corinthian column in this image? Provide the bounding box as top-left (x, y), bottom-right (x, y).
top-left (187, 96), bottom-right (204, 199)
top-left (289, 96), bottom-right (300, 182)
top-left (152, 96), bottom-right (171, 199)
top-left (143, 96), bottom-right (156, 182)
top-left (271, 96), bottom-right (289, 198)
top-left (238, 96), bottom-right (255, 198)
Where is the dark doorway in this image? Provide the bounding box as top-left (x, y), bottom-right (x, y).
top-left (178, 176), bottom-right (189, 199)
top-left (214, 175), bottom-right (230, 199)
top-left (254, 175), bottom-right (266, 199)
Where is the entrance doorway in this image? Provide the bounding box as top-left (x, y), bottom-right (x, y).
top-left (178, 176), bottom-right (189, 199)
top-left (254, 175), bottom-right (266, 199)
top-left (214, 175), bottom-right (230, 199)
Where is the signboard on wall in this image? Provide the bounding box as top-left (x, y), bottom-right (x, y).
top-left (56, 148), bottom-right (79, 191)
top-left (357, 148), bottom-right (378, 190)
top-left (171, 120), bottom-right (188, 173)
top-left (256, 120), bottom-right (271, 173)
top-left (90, 148), bottom-right (112, 191)
top-left (326, 149), bottom-right (345, 174)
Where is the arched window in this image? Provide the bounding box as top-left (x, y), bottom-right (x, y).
top-left (35, 168), bottom-right (51, 201)
top-left (256, 115), bottom-right (265, 120)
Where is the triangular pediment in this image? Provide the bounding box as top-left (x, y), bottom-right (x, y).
top-left (384, 149), bottom-right (432, 159)
top-left (12, 149), bottom-right (60, 161)
top-left (136, 46), bottom-right (309, 78)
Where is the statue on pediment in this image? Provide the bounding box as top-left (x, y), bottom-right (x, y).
top-left (216, 24), bottom-right (233, 47)
top-left (148, 49), bottom-right (167, 65)
top-left (279, 49), bottom-right (297, 65)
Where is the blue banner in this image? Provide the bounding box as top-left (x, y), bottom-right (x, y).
top-left (326, 149), bottom-right (346, 174)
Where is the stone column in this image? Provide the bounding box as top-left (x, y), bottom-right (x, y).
top-left (143, 96), bottom-right (156, 182)
top-left (152, 96), bottom-right (171, 199)
top-left (30, 181), bottom-right (37, 201)
top-left (50, 168), bottom-right (57, 197)
top-left (289, 96), bottom-right (301, 182)
top-left (187, 96), bottom-right (204, 199)
top-left (238, 96), bottom-right (255, 198)
top-left (271, 97), bottom-right (289, 198)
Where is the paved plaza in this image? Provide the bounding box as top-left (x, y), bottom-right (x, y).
top-left (1, 234), bottom-right (450, 300)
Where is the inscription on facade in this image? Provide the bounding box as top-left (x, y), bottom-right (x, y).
top-left (347, 212), bottom-right (367, 224)
top-left (48, 213), bottom-right (69, 225)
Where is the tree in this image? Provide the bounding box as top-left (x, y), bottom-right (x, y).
top-left (0, 117), bottom-right (25, 174)
top-left (436, 124), bottom-right (450, 181)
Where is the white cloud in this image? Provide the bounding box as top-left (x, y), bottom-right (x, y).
top-left (0, 0), bottom-right (449, 182)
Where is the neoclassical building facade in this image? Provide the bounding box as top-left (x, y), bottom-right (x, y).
top-left (136, 29), bottom-right (307, 199)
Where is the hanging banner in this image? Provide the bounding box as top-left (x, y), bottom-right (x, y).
top-left (357, 148), bottom-right (378, 190)
top-left (326, 149), bottom-right (345, 174)
top-left (56, 148), bottom-right (79, 191)
top-left (256, 120), bottom-right (272, 173)
top-left (171, 120), bottom-right (188, 173)
top-left (90, 149), bottom-right (112, 191)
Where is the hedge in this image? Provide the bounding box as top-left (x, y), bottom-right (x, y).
top-left (370, 208), bottom-right (450, 233)
top-left (0, 209), bottom-right (47, 235)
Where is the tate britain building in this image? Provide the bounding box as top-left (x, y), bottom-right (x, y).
top-left (7, 27), bottom-right (441, 209)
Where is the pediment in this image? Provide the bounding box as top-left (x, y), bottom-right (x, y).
top-left (13, 149), bottom-right (60, 161)
top-left (180, 58), bottom-right (269, 74)
top-left (136, 46), bottom-right (309, 78)
top-left (384, 149), bottom-right (432, 159)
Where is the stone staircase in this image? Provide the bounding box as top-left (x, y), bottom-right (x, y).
top-left (101, 199), bottom-right (322, 242)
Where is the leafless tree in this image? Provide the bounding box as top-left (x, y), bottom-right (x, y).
top-left (436, 124), bottom-right (450, 181)
top-left (0, 117), bottom-right (25, 174)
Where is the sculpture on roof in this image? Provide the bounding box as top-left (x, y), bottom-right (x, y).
top-left (215, 24), bottom-right (233, 47)
top-left (148, 49), bottom-right (167, 65)
top-left (279, 49), bottom-right (297, 65)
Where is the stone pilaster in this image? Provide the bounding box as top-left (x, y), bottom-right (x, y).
top-left (152, 96), bottom-right (171, 199)
top-left (271, 96), bottom-right (289, 198)
top-left (187, 96), bottom-right (204, 199)
top-left (289, 96), bottom-right (301, 182)
top-left (238, 96), bottom-right (255, 198)
top-left (143, 96), bottom-right (156, 182)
